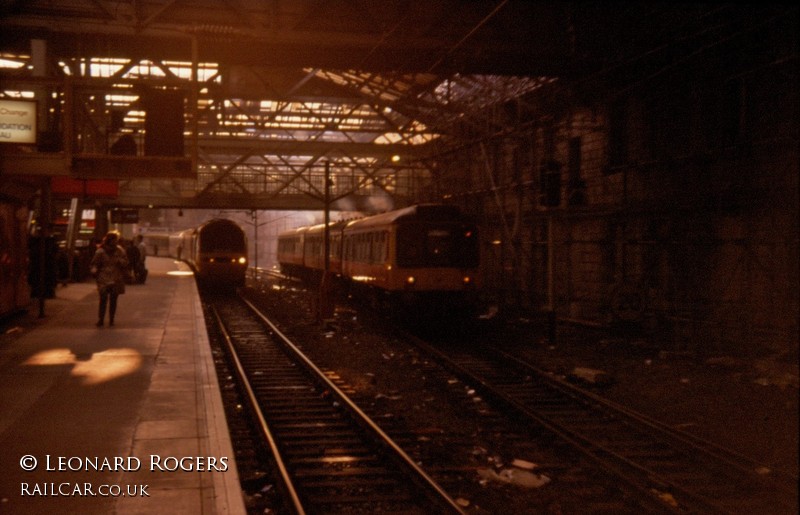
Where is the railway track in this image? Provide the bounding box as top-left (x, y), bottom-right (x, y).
top-left (239, 283), bottom-right (685, 513)
top-left (207, 293), bottom-right (465, 514)
top-left (233, 278), bottom-right (797, 512)
top-left (412, 336), bottom-right (798, 514)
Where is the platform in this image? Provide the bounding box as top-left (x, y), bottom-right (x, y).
top-left (0, 257), bottom-right (246, 515)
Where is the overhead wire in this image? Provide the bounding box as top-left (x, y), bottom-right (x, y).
top-left (426, 0), bottom-right (510, 74)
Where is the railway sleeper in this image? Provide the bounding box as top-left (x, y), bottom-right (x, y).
top-left (265, 409), bottom-right (347, 419)
top-left (290, 455), bottom-right (381, 466)
top-left (270, 421), bottom-right (352, 431)
top-left (257, 400), bottom-right (334, 409)
top-left (293, 466), bottom-right (401, 479)
top-left (267, 413), bottom-right (345, 423)
top-left (280, 435), bottom-right (364, 446)
top-left (299, 477), bottom-right (404, 491)
top-left (302, 494), bottom-right (421, 512)
top-left (247, 381), bottom-right (316, 389)
top-left (284, 446), bottom-right (374, 458)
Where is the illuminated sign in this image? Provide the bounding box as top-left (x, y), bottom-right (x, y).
top-left (0, 100), bottom-right (37, 144)
top-left (51, 176), bottom-right (119, 198)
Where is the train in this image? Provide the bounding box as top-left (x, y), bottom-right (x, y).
top-left (143, 218), bottom-right (248, 289)
top-left (277, 204), bottom-right (481, 315)
top-left (0, 200), bottom-right (31, 320)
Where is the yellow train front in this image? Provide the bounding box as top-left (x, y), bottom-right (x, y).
top-left (187, 218), bottom-right (248, 289)
top-left (341, 204), bottom-right (480, 317)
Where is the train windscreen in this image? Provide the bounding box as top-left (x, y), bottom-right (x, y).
top-left (396, 223), bottom-right (479, 268)
top-left (199, 223), bottom-right (245, 252)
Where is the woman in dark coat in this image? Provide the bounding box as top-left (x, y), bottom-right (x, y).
top-left (90, 231), bottom-right (128, 326)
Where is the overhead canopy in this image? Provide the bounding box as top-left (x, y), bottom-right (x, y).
top-left (1, 1), bottom-right (791, 211)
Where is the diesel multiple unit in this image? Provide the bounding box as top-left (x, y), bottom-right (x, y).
top-left (278, 204), bottom-right (480, 312)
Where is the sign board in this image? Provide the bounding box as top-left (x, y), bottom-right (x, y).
top-left (51, 176), bottom-right (119, 198)
top-left (0, 100), bottom-right (37, 144)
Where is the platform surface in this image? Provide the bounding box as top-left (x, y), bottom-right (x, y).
top-left (0, 257), bottom-right (246, 515)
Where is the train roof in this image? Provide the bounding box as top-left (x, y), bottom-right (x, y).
top-left (304, 219), bottom-right (349, 235)
top-left (199, 217), bottom-right (241, 228)
top-left (277, 204), bottom-right (468, 236)
top-left (196, 218), bottom-right (246, 238)
top-left (279, 219), bottom-right (348, 239)
top-left (277, 225), bottom-right (311, 239)
top-left (345, 204), bottom-right (466, 230)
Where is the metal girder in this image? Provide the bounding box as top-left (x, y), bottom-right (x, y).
top-left (0, 1), bottom-right (583, 211)
top-left (0, 53), bottom-right (444, 208)
top-left (194, 138), bottom-right (424, 159)
top-left (0, 1), bottom-right (576, 76)
top-left (103, 190), bottom-right (396, 212)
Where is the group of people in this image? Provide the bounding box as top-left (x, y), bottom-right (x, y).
top-left (90, 232), bottom-right (147, 327)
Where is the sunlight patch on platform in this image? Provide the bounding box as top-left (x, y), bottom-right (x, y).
top-left (22, 348), bottom-right (143, 385)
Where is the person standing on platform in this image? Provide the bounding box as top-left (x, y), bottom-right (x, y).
top-left (135, 234), bottom-right (148, 284)
top-left (123, 237), bottom-right (140, 284)
top-left (90, 231), bottom-right (128, 327)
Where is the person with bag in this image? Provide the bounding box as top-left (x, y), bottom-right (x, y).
top-left (90, 231), bottom-right (129, 327)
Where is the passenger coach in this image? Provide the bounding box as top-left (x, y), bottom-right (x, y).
top-left (279, 204), bottom-right (480, 313)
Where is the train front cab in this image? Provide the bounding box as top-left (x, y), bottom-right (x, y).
top-left (194, 220), bottom-right (248, 288)
top-left (392, 212), bottom-right (480, 315)
top-left (342, 205), bottom-right (480, 318)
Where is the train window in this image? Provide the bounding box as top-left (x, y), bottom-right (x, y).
top-left (200, 226), bottom-right (246, 252)
top-left (360, 233), bottom-right (367, 261)
top-left (379, 231), bottom-right (387, 262)
top-left (425, 229), bottom-right (452, 264)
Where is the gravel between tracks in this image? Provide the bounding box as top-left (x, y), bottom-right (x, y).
top-left (244, 279), bottom-right (798, 513)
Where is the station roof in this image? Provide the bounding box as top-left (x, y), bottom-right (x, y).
top-left (1, 2), bottom-right (793, 211)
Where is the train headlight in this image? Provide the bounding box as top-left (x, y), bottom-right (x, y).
top-left (406, 276), bottom-right (416, 285)
top-left (463, 276), bottom-right (472, 285)
top-left (238, 257), bottom-right (247, 265)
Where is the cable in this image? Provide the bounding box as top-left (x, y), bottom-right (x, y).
top-left (426, 0), bottom-right (510, 74)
